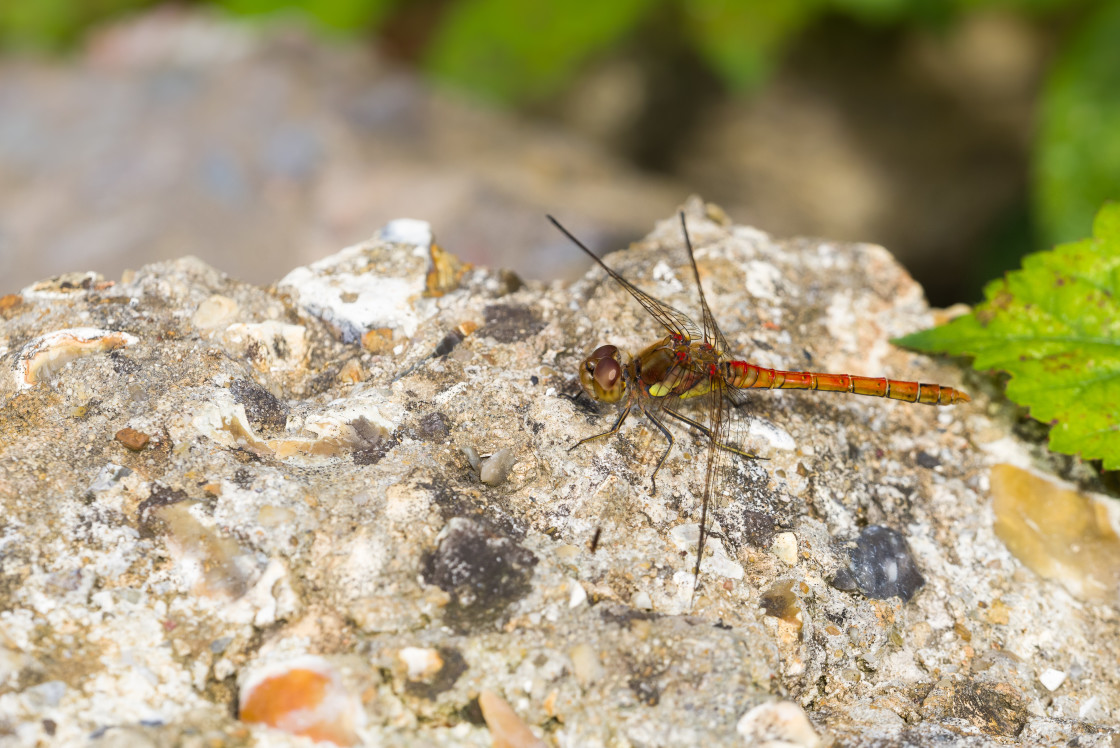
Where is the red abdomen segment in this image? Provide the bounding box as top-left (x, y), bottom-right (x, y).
top-left (724, 361), bottom-right (969, 405)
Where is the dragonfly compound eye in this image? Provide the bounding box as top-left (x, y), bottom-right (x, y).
top-left (578, 345), bottom-right (626, 402)
top-left (593, 357), bottom-right (621, 389)
top-left (590, 344), bottom-right (618, 361)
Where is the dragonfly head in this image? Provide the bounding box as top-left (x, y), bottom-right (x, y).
top-left (580, 344), bottom-right (628, 403)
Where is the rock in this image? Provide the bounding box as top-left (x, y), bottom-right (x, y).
top-left (990, 462), bottom-right (1120, 601)
top-left (2, 200), bottom-right (1119, 745)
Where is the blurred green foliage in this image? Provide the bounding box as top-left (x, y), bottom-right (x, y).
top-left (1, 0), bottom-right (1118, 279)
top-left (1035, 1), bottom-right (1120, 248)
top-left (215, 0), bottom-right (397, 33)
top-left (426, 0), bottom-right (658, 101)
top-left (0, 0), bottom-right (153, 51)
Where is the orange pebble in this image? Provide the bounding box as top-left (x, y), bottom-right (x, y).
top-left (240, 657), bottom-right (361, 746)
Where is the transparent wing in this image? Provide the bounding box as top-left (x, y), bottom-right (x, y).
top-left (691, 364), bottom-right (735, 604)
top-left (678, 212), bottom-right (731, 356)
top-left (548, 216), bottom-right (702, 343)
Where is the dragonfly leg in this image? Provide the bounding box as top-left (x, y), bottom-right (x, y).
top-left (568, 402), bottom-right (633, 453)
top-left (663, 407), bottom-right (766, 461)
top-left (638, 405), bottom-right (675, 495)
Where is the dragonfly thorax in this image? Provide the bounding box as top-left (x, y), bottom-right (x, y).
top-left (579, 344), bottom-right (630, 403)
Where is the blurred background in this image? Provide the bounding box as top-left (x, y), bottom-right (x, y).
top-left (0, 0), bottom-right (1117, 306)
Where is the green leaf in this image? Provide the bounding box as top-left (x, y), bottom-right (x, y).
top-left (1034, 0), bottom-right (1120, 247)
top-left (425, 0), bottom-right (659, 103)
top-left (680, 0), bottom-right (818, 91)
top-left (895, 203), bottom-right (1120, 469)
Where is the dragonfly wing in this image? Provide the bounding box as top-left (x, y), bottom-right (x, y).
top-left (548, 216), bottom-right (702, 343)
top-left (725, 382), bottom-right (752, 408)
top-left (678, 212), bottom-right (732, 356)
top-left (691, 359), bottom-right (738, 604)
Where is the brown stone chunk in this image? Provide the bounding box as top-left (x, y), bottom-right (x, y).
top-left (115, 427), bottom-right (150, 451)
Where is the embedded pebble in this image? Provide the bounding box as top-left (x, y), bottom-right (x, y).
top-left (736, 700), bottom-right (821, 747)
top-left (462, 445), bottom-right (482, 472)
top-left (480, 447), bottom-right (517, 486)
top-left (830, 525), bottom-right (925, 602)
top-left (1039, 668), bottom-right (1067, 692)
top-left (398, 647), bottom-right (443, 681)
top-left (568, 643), bottom-right (603, 687)
top-left (760, 580), bottom-right (802, 629)
top-left (147, 500), bottom-right (254, 600)
top-left (22, 271), bottom-right (101, 299)
top-left (239, 656), bottom-right (361, 746)
top-left (278, 233), bottom-right (429, 343)
top-left (14, 328), bottom-right (138, 390)
top-left (221, 320), bottom-right (309, 371)
top-left (191, 294), bottom-right (239, 329)
top-left (0, 293), bottom-right (22, 315)
top-left (748, 418), bottom-right (796, 451)
top-left (361, 327), bottom-right (395, 353)
top-left (88, 463), bottom-right (131, 492)
top-left (337, 358), bottom-right (364, 383)
top-left (568, 580), bottom-right (587, 608)
top-left (669, 524), bottom-right (744, 580)
top-left (478, 689), bottom-right (546, 748)
top-left (771, 531), bottom-right (798, 565)
top-left (115, 427), bottom-right (150, 451)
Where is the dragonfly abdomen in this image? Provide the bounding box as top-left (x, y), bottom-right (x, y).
top-left (724, 361), bottom-right (969, 405)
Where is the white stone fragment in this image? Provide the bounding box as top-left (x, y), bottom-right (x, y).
top-left (736, 699), bottom-right (821, 747)
top-left (749, 418), bottom-right (796, 451)
top-left (278, 218), bottom-right (434, 344)
top-left (1039, 668), bottom-right (1067, 691)
top-left (221, 320), bottom-right (309, 371)
top-left (379, 218), bottom-right (433, 248)
top-left (771, 532), bottom-right (798, 566)
top-left (632, 590), bottom-right (652, 610)
top-left (302, 399), bottom-right (398, 441)
top-left (192, 294), bottom-right (239, 330)
top-left (480, 447), bottom-right (517, 486)
top-left (263, 560), bottom-right (299, 625)
top-left (188, 391), bottom-right (400, 464)
top-left (568, 580), bottom-right (587, 609)
top-left (669, 524), bottom-right (744, 579)
top-left (14, 328), bottom-right (138, 390)
top-left (279, 247), bottom-right (425, 343)
top-left (398, 647), bottom-right (443, 681)
top-left (89, 463), bottom-right (131, 492)
top-left (568, 643), bottom-right (603, 687)
top-left (24, 680), bottom-right (66, 708)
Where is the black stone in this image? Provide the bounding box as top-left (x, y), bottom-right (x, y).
top-left (831, 525), bottom-right (925, 602)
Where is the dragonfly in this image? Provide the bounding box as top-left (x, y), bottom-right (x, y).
top-left (548, 213), bottom-right (969, 603)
